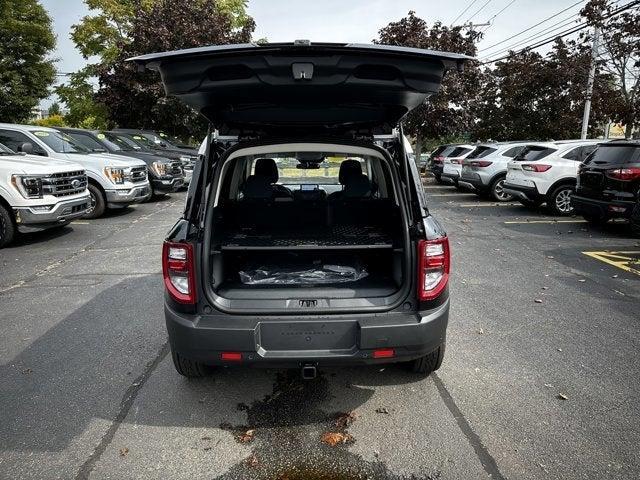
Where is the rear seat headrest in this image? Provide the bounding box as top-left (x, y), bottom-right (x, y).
top-left (254, 158), bottom-right (279, 183)
top-left (338, 160), bottom-right (363, 184)
top-left (344, 175), bottom-right (371, 198)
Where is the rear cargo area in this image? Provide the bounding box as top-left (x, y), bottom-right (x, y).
top-left (211, 198), bottom-right (404, 297)
top-left (205, 146), bottom-right (409, 309)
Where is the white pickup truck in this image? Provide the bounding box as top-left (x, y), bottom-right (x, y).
top-left (0, 124), bottom-right (151, 218)
top-left (0, 142), bottom-right (90, 248)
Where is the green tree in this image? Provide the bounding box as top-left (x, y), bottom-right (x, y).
top-left (32, 114), bottom-right (66, 127)
top-left (0, 0), bottom-right (56, 123)
top-left (582, 0), bottom-right (640, 138)
top-left (55, 68), bottom-right (110, 128)
top-left (376, 11), bottom-right (482, 156)
top-left (47, 102), bottom-right (61, 116)
top-left (96, 0), bottom-right (254, 139)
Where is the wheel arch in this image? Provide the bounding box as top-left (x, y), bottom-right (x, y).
top-left (547, 177), bottom-right (577, 197)
top-left (0, 193), bottom-right (15, 222)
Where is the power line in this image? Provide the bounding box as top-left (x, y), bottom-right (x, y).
top-left (480, 0), bottom-right (623, 60)
top-left (480, 14), bottom-right (582, 60)
top-left (465, 0), bottom-right (494, 23)
top-left (451, 0), bottom-right (481, 26)
top-left (481, 0), bottom-right (640, 64)
top-left (478, 0), bottom-right (587, 53)
top-left (482, 0), bottom-right (519, 33)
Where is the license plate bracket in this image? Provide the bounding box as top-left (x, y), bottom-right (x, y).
top-left (258, 321), bottom-right (357, 352)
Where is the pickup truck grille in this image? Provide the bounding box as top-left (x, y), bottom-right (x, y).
top-left (129, 166), bottom-right (147, 183)
top-left (42, 170), bottom-right (88, 197)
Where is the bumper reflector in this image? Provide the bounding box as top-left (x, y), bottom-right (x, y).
top-left (221, 352), bottom-right (242, 362)
top-left (373, 348), bottom-right (395, 359)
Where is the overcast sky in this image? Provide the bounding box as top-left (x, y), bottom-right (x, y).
top-left (39, 0), bottom-right (587, 108)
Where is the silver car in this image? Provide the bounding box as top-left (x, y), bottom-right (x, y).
top-left (458, 142), bottom-right (531, 201)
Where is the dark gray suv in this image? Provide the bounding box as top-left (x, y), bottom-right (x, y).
top-left (129, 42), bottom-right (468, 378)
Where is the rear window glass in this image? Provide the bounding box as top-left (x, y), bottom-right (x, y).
top-left (502, 146), bottom-right (525, 157)
top-left (584, 145), bottom-right (640, 165)
top-left (430, 146), bottom-right (448, 158)
top-left (516, 146), bottom-right (556, 161)
top-left (447, 147), bottom-right (472, 157)
top-left (250, 156), bottom-right (368, 185)
top-left (467, 146), bottom-right (497, 159)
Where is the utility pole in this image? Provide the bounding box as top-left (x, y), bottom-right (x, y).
top-left (459, 22), bottom-right (491, 31)
top-left (581, 25), bottom-right (600, 140)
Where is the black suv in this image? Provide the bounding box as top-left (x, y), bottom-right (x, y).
top-left (572, 140), bottom-right (640, 234)
top-left (130, 42), bottom-right (469, 378)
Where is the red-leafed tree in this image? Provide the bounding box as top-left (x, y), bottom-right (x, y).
top-left (376, 11), bottom-right (482, 156)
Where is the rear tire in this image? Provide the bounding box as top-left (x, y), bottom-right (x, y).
top-left (84, 183), bottom-right (106, 219)
top-left (171, 350), bottom-right (209, 378)
top-left (0, 204), bottom-right (16, 248)
top-left (407, 343), bottom-right (445, 375)
top-left (547, 184), bottom-right (575, 216)
top-left (434, 174), bottom-right (444, 184)
top-left (489, 176), bottom-right (514, 202)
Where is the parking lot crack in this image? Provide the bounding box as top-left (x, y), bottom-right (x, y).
top-left (74, 342), bottom-right (169, 480)
top-left (433, 373), bottom-right (506, 480)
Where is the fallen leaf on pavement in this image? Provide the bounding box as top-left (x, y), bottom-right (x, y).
top-left (557, 393), bottom-right (568, 401)
top-left (534, 299), bottom-right (543, 303)
top-left (478, 328), bottom-right (484, 335)
top-left (237, 429), bottom-right (255, 443)
top-left (246, 454), bottom-right (260, 468)
top-left (375, 407), bottom-right (389, 414)
top-left (321, 432), bottom-right (354, 446)
top-left (578, 279), bottom-right (586, 283)
top-left (335, 411), bottom-right (357, 428)
top-left (119, 447), bottom-right (129, 457)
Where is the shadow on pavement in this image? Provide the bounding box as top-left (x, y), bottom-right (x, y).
top-left (0, 271), bottom-right (434, 480)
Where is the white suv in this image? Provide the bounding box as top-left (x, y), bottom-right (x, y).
top-left (458, 142), bottom-right (529, 201)
top-left (503, 140), bottom-right (600, 215)
top-left (440, 144), bottom-right (475, 187)
top-left (0, 124), bottom-right (151, 218)
top-left (0, 142), bottom-right (90, 247)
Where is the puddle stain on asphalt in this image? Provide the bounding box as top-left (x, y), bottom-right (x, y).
top-left (213, 370), bottom-right (441, 480)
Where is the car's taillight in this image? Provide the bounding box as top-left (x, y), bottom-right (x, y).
top-left (162, 241), bottom-right (196, 304)
top-left (417, 237), bottom-right (450, 301)
top-left (450, 159), bottom-right (461, 164)
top-left (605, 167), bottom-right (640, 181)
top-left (434, 156), bottom-right (444, 163)
top-left (522, 164), bottom-right (552, 172)
top-left (470, 160), bottom-right (493, 167)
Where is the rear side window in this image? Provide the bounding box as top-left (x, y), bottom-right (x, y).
top-left (584, 145), bottom-right (640, 165)
top-left (467, 146), bottom-right (497, 159)
top-left (447, 147), bottom-right (472, 157)
top-left (516, 146), bottom-right (556, 161)
top-left (562, 145), bottom-right (597, 162)
top-left (502, 146), bottom-right (525, 157)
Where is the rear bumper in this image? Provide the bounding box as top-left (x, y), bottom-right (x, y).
top-left (165, 299), bottom-right (449, 367)
top-left (503, 182), bottom-right (541, 201)
top-left (105, 184), bottom-right (152, 207)
top-left (14, 195), bottom-right (90, 232)
top-left (571, 194), bottom-right (635, 219)
top-left (151, 177), bottom-right (184, 193)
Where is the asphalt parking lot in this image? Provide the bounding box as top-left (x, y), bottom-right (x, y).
top-left (1, 181), bottom-right (639, 480)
